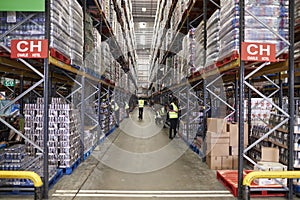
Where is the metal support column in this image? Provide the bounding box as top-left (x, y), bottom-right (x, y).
top-left (203, 79), bottom-right (207, 162)
top-left (288, 0), bottom-right (295, 198)
top-left (19, 75), bottom-right (24, 115)
top-left (238, 0), bottom-right (245, 198)
top-left (279, 73), bottom-right (283, 109)
top-left (235, 74), bottom-right (239, 122)
top-left (43, 0), bottom-right (50, 198)
top-left (108, 86), bottom-right (111, 131)
top-left (83, 0), bottom-right (86, 60)
top-left (202, 0), bottom-right (207, 162)
top-left (247, 80), bottom-right (251, 148)
top-left (80, 76), bottom-right (86, 162)
top-left (98, 82), bottom-right (102, 126)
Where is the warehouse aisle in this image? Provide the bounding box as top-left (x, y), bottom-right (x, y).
top-left (47, 107), bottom-right (235, 199)
top-left (0, 109), bottom-right (296, 200)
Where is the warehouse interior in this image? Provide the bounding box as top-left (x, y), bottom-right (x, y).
top-left (0, 0), bottom-right (300, 199)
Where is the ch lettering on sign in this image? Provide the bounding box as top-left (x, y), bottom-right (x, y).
top-left (241, 42), bottom-right (276, 62)
top-left (10, 39), bottom-right (48, 59)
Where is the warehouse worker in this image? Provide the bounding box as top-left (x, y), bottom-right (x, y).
top-left (159, 104), bottom-right (168, 128)
top-left (138, 98), bottom-right (145, 120)
top-left (111, 99), bottom-right (120, 127)
top-left (168, 99), bottom-right (179, 139)
top-left (125, 101), bottom-right (130, 118)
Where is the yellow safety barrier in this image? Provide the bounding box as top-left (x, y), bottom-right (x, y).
top-left (0, 171), bottom-right (43, 200)
top-left (243, 171), bottom-right (300, 200)
top-left (0, 171), bottom-right (43, 187)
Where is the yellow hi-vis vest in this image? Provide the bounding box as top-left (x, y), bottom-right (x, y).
top-left (169, 103), bottom-right (178, 119)
top-left (111, 102), bottom-right (119, 111)
top-left (138, 100), bottom-right (144, 108)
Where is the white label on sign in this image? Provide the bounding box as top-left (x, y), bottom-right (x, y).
top-left (7, 11), bottom-right (16, 23)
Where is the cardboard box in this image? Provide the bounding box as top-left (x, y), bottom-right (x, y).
top-left (255, 162), bottom-right (287, 171)
top-left (206, 156), bottom-right (222, 170)
top-left (232, 156), bottom-right (239, 169)
top-left (228, 123), bottom-right (249, 147)
top-left (207, 143), bottom-right (230, 156)
top-left (222, 156), bottom-right (233, 169)
top-left (207, 118), bottom-right (227, 133)
top-left (261, 147), bottom-right (279, 162)
top-left (230, 146), bottom-right (239, 156)
top-left (207, 131), bottom-right (230, 144)
top-left (254, 178), bottom-right (275, 186)
top-left (254, 162), bottom-right (287, 186)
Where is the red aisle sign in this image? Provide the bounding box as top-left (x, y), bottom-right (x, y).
top-left (241, 42), bottom-right (276, 62)
top-left (10, 39), bottom-right (48, 59)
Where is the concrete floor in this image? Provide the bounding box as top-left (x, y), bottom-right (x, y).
top-left (1, 107), bottom-right (299, 199)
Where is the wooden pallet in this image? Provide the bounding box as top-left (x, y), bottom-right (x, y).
top-left (60, 158), bottom-right (81, 175)
top-left (216, 170), bottom-right (287, 198)
top-left (50, 48), bottom-right (71, 65)
top-left (49, 169), bottom-right (63, 188)
top-left (216, 51), bottom-right (239, 68)
top-left (204, 63), bottom-right (217, 73)
top-left (0, 51), bottom-right (10, 57)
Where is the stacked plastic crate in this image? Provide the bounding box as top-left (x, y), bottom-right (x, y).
top-left (206, 9), bottom-right (220, 67)
top-left (50, 0), bottom-right (71, 59)
top-left (69, 0), bottom-right (83, 67)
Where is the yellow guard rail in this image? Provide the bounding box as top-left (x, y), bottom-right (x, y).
top-left (243, 171), bottom-right (300, 199)
top-left (0, 171), bottom-right (43, 199)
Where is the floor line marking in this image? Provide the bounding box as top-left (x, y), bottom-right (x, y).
top-left (55, 190), bottom-right (78, 193)
top-left (77, 190), bottom-right (231, 194)
top-left (52, 193), bottom-right (234, 198)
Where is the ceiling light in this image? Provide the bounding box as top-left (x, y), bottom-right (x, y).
top-left (139, 22), bottom-right (146, 28)
top-left (142, 7), bottom-right (146, 12)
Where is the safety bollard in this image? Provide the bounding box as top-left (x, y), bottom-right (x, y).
top-left (243, 185), bottom-right (250, 200)
top-left (34, 186), bottom-right (43, 200)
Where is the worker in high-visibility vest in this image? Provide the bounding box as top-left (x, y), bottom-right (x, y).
top-left (138, 98), bottom-right (145, 120)
top-left (125, 101), bottom-right (130, 118)
top-left (111, 99), bottom-right (120, 127)
top-left (168, 99), bottom-right (178, 139)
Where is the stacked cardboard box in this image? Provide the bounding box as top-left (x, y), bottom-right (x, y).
top-left (206, 118), bottom-right (248, 170)
top-left (253, 147), bottom-right (287, 186)
top-left (244, 98), bottom-right (273, 126)
top-left (206, 118), bottom-right (231, 170)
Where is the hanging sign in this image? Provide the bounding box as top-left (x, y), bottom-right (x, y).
top-left (0, 0), bottom-right (45, 12)
top-left (3, 79), bottom-right (15, 87)
top-left (241, 42), bottom-right (276, 62)
top-left (10, 39), bottom-right (48, 59)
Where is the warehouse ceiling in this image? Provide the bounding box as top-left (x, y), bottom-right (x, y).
top-left (131, 0), bottom-right (157, 90)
